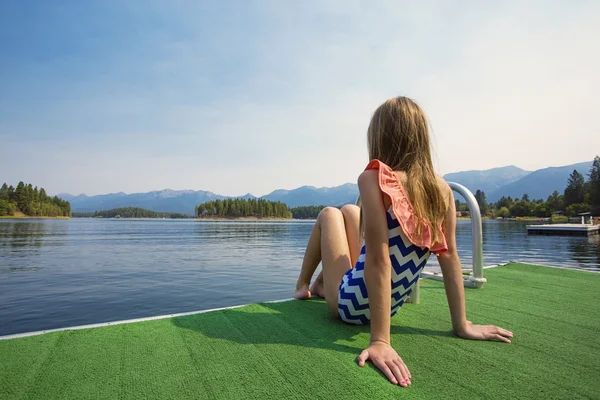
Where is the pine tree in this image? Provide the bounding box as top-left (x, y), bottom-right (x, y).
top-left (0, 183), bottom-right (8, 201)
top-left (7, 186), bottom-right (15, 202)
top-left (564, 170), bottom-right (586, 207)
top-left (546, 190), bottom-right (564, 212)
top-left (474, 190), bottom-right (489, 216)
top-left (15, 182), bottom-right (26, 210)
top-left (589, 155), bottom-right (600, 214)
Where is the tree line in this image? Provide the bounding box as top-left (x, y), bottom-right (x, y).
top-left (196, 198), bottom-right (292, 219)
top-left (72, 208), bottom-right (190, 219)
top-left (0, 182), bottom-right (71, 217)
top-left (464, 156), bottom-right (600, 218)
top-left (290, 205), bottom-right (329, 219)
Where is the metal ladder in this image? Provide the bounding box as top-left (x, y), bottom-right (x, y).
top-left (411, 182), bottom-right (486, 303)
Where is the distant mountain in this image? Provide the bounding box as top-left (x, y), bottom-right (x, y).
top-left (487, 161), bottom-right (593, 202)
top-left (65, 184), bottom-right (359, 215)
top-left (443, 166), bottom-right (531, 195)
top-left (62, 160), bottom-right (593, 214)
top-left (262, 183), bottom-right (358, 208)
top-left (67, 190), bottom-right (229, 215)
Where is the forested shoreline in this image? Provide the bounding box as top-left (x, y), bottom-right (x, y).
top-left (462, 156), bottom-right (600, 218)
top-left (72, 208), bottom-right (190, 219)
top-left (0, 182), bottom-right (71, 217)
top-left (290, 205), bottom-right (328, 219)
top-left (196, 198), bottom-right (292, 219)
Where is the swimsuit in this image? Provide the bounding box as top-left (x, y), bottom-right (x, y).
top-left (337, 160), bottom-right (448, 325)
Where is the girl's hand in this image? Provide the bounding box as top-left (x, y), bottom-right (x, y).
top-left (456, 320), bottom-right (514, 343)
top-left (357, 341), bottom-right (412, 387)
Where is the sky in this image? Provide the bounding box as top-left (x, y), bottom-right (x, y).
top-left (1, 1), bottom-right (598, 196)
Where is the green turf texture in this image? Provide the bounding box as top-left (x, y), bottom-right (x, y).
top-left (1, 263), bottom-right (599, 399)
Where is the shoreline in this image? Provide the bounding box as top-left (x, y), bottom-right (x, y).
top-left (195, 216), bottom-right (292, 221)
top-left (0, 215), bottom-right (70, 220)
top-left (1, 215), bottom-right (571, 222)
top-left (72, 216), bottom-right (295, 221)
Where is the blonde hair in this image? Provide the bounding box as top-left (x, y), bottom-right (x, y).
top-left (361, 96), bottom-right (447, 243)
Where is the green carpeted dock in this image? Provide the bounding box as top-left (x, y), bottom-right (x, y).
top-left (1, 263), bottom-right (599, 399)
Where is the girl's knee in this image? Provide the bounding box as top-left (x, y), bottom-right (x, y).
top-left (340, 204), bottom-right (360, 216)
top-left (318, 206), bottom-right (342, 221)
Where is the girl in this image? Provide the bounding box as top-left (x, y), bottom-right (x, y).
top-left (293, 97), bottom-right (513, 387)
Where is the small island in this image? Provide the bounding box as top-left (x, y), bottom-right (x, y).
top-left (196, 198), bottom-right (293, 219)
top-left (289, 205), bottom-right (328, 219)
top-left (0, 182), bottom-right (71, 218)
top-left (75, 203), bottom-right (329, 220)
top-left (72, 207), bottom-right (190, 219)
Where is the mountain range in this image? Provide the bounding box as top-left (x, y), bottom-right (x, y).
top-left (62, 160), bottom-right (593, 215)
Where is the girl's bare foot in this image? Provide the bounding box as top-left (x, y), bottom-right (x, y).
top-left (294, 284), bottom-right (311, 300)
top-left (309, 278), bottom-right (325, 298)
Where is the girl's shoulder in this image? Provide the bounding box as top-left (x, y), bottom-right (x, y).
top-left (359, 159), bottom-right (448, 251)
top-left (360, 160), bottom-right (406, 203)
top-left (435, 174), bottom-right (453, 201)
top-left (362, 159), bottom-right (450, 198)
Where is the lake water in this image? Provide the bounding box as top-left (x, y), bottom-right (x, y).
top-left (1, 219), bottom-right (598, 336)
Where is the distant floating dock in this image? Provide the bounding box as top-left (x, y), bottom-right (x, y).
top-left (526, 224), bottom-right (599, 236)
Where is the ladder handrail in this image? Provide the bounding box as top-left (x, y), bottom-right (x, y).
top-left (448, 182), bottom-right (486, 287)
top-left (355, 182), bottom-right (486, 288)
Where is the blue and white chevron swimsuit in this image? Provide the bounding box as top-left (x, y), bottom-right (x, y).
top-left (337, 207), bottom-right (431, 325)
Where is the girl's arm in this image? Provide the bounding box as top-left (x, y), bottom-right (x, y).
top-left (355, 170), bottom-right (412, 387)
top-left (437, 188), bottom-right (513, 342)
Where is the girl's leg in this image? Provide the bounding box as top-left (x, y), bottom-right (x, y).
top-left (308, 271), bottom-right (325, 298)
top-left (341, 204), bottom-right (361, 265)
top-left (294, 207), bottom-right (355, 314)
top-left (294, 213), bottom-right (324, 299)
top-left (309, 205), bottom-right (361, 297)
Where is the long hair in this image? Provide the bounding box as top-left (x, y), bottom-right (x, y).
top-left (360, 96), bottom-right (447, 243)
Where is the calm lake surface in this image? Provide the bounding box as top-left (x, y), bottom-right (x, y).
top-left (1, 218), bottom-right (598, 335)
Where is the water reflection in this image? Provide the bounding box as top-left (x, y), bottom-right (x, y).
top-left (568, 235), bottom-right (600, 269)
top-left (0, 220), bottom-right (68, 249)
top-left (0, 266), bottom-right (42, 274)
top-left (193, 220), bottom-right (313, 241)
top-left (427, 220), bottom-right (599, 271)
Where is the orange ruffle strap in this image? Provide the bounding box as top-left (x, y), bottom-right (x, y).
top-left (364, 159), bottom-right (448, 254)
